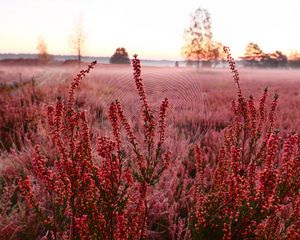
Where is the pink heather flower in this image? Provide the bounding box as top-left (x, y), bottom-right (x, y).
top-left (18, 176), bottom-right (36, 209)
top-left (115, 100), bottom-right (137, 147)
top-left (223, 46), bottom-right (242, 98)
top-left (194, 145), bottom-right (204, 189)
top-left (158, 98), bottom-right (169, 145)
top-left (75, 215), bottom-right (89, 240)
top-left (67, 61), bottom-right (96, 114)
top-left (268, 93), bottom-right (279, 134)
top-left (258, 88), bottom-right (268, 127)
top-left (109, 102), bottom-right (121, 151)
top-left (259, 133), bottom-right (280, 198)
top-left (31, 145), bottom-right (47, 179)
top-left (247, 95), bottom-right (257, 138)
top-left (97, 136), bottom-right (116, 158)
top-left (132, 54), bottom-right (155, 144)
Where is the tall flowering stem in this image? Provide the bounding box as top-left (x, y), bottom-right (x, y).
top-left (132, 54), bottom-right (156, 149)
top-left (67, 60), bottom-right (97, 115)
top-left (223, 46), bottom-right (242, 99)
top-left (111, 54), bottom-right (170, 238)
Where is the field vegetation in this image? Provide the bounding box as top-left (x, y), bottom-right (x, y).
top-left (0, 49), bottom-right (300, 239)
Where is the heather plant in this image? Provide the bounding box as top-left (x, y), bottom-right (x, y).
top-left (18, 61), bottom-right (136, 240)
top-left (107, 54), bottom-right (171, 238)
top-left (18, 54), bottom-right (171, 239)
top-left (190, 47), bottom-right (300, 239)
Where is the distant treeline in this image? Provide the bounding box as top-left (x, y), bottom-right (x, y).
top-left (1, 55), bottom-right (300, 69)
top-left (185, 59), bottom-right (300, 69)
top-left (240, 59), bottom-right (300, 69)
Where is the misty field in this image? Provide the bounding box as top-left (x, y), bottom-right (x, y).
top-left (1, 61), bottom-right (300, 239)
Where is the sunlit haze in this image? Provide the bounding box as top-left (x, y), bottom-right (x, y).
top-left (1, 0), bottom-right (299, 60)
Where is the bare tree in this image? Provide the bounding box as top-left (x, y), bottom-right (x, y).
top-left (182, 8), bottom-right (224, 68)
top-left (70, 20), bottom-right (86, 64)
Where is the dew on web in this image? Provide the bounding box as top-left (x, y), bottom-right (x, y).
top-left (90, 65), bottom-right (212, 146)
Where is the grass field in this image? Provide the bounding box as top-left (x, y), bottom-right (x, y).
top-left (1, 62), bottom-right (300, 239)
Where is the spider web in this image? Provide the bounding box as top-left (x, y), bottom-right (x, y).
top-left (92, 65), bottom-right (211, 145)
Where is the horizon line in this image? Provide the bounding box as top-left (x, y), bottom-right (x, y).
top-left (0, 52), bottom-right (188, 62)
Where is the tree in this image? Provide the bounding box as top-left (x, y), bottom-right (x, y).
top-left (242, 43), bottom-right (288, 68)
top-left (265, 50), bottom-right (287, 68)
top-left (243, 43), bottom-right (264, 60)
top-left (288, 50), bottom-right (300, 61)
top-left (70, 21), bottom-right (86, 64)
top-left (182, 8), bottom-right (224, 68)
top-left (36, 37), bottom-right (51, 63)
top-left (110, 47), bottom-right (130, 64)
top-left (288, 50), bottom-right (300, 68)
top-left (241, 43), bottom-right (265, 67)
top-left (205, 41), bottom-right (225, 61)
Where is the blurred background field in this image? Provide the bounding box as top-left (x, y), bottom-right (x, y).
top-left (1, 64), bottom-right (300, 152)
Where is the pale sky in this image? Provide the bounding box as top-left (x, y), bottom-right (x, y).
top-left (0, 0), bottom-right (299, 60)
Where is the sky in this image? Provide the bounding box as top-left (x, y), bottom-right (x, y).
top-left (0, 0), bottom-right (300, 60)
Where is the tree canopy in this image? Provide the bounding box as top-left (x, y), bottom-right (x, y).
top-left (241, 43), bottom-right (288, 68)
top-left (243, 43), bottom-right (264, 61)
top-left (110, 47), bottom-right (130, 64)
top-left (181, 8), bottom-right (224, 67)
